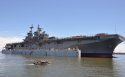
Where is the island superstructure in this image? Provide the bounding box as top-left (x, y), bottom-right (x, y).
top-left (2, 25), bottom-right (125, 57)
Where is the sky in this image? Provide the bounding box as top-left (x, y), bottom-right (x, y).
top-left (0, 0), bottom-right (125, 52)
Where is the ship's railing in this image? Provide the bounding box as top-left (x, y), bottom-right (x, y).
top-left (99, 34), bottom-right (120, 40)
top-left (47, 34), bottom-right (116, 42)
top-left (47, 36), bottom-right (99, 43)
top-left (8, 48), bottom-right (79, 52)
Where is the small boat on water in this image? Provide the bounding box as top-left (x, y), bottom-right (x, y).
top-left (33, 60), bottom-right (50, 65)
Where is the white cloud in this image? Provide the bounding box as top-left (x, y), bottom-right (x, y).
top-left (0, 37), bottom-right (23, 51)
top-left (114, 42), bottom-right (125, 53)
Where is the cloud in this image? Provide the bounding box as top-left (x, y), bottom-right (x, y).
top-left (0, 37), bottom-right (23, 51)
top-left (114, 42), bottom-right (125, 53)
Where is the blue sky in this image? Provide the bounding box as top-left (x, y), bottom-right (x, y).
top-left (0, 0), bottom-right (125, 37)
top-left (0, 0), bottom-right (125, 52)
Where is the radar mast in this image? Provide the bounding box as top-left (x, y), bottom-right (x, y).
top-left (30, 24), bottom-right (34, 33)
top-left (37, 24), bottom-right (42, 32)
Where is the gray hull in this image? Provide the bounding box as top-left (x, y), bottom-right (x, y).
top-left (2, 34), bottom-right (124, 58)
top-left (79, 35), bottom-right (124, 57)
top-left (2, 25), bottom-right (125, 58)
top-left (2, 49), bottom-right (80, 57)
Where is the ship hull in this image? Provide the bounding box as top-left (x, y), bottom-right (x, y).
top-left (2, 34), bottom-right (125, 58)
top-left (2, 49), bottom-right (80, 57)
top-left (79, 36), bottom-right (124, 57)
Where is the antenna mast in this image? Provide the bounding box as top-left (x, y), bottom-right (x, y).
top-left (30, 24), bottom-right (34, 33)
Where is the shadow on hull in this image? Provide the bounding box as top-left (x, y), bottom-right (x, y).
top-left (81, 53), bottom-right (113, 58)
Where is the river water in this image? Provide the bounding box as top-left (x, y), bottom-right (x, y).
top-left (0, 53), bottom-right (125, 77)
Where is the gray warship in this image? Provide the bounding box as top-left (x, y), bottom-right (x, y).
top-left (2, 25), bottom-right (125, 57)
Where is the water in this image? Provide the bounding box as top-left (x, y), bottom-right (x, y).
top-left (0, 53), bottom-right (125, 77)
